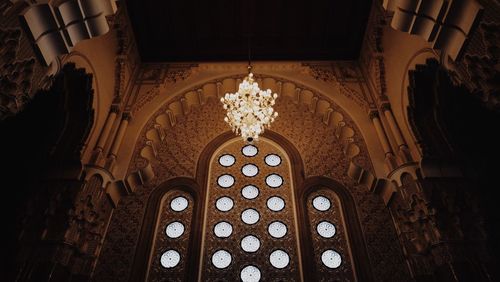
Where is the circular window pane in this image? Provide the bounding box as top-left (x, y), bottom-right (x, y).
top-left (212, 249), bottom-right (232, 269)
top-left (241, 265), bottom-right (261, 282)
top-left (241, 235), bottom-right (260, 253)
top-left (321, 250), bottom-right (342, 269)
top-left (312, 195), bottom-right (331, 211)
top-left (219, 154), bottom-right (236, 167)
top-left (241, 185), bottom-right (259, 200)
top-left (216, 196), bottom-right (234, 212)
top-left (265, 174), bottom-right (283, 188)
top-left (267, 196), bottom-right (285, 212)
top-left (269, 249), bottom-right (290, 269)
top-left (317, 221), bottom-right (336, 238)
top-left (242, 164), bottom-right (259, 177)
top-left (268, 221), bottom-right (287, 238)
top-left (165, 221), bottom-right (185, 238)
top-left (217, 174), bottom-right (235, 188)
top-left (242, 145), bottom-right (258, 157)
top-left (265, 154), bottom-right (282, 167)
top-left (214, 221), bottom-right (233, 238)
top-left (170, 196), bottom-right (188, 212)
top-left (160, 249), bottom-right (181, 268)
top-left (241, 208), bottom-right (260, 225)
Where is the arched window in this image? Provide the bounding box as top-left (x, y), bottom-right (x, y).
top-left (305, 188), bottom-right (355, 280)
top-left (133, 134), bottom-right (372, 281)
top-left (147, 190), bottom-right (195, 281)
top-left (199, 138), bottom-right (303, 281)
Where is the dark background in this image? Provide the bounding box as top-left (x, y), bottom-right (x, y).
top-left (125, 0), bottom-right (373, 62)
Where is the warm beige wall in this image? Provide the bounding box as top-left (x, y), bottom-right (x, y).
top-left (62, 30), bottom-right (118, 164)
top-left (382, 27), bottom-right (439, 161)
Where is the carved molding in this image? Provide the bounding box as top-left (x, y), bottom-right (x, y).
top-left (109, 4), bottom-right (139, 101)
top-left (450, 18), bottom-right (500, 108)
top-left (19, 0), bottom-right (118, 66)
top-left (360, 2), bottom-right (392, 106)
top-left (383, 0), bottom-right (483, 61)
top-left (301, 62), bottom-right (370, 109)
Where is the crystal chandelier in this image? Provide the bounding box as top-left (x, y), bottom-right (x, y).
top-left (221, 66), bottom-right (278, 142)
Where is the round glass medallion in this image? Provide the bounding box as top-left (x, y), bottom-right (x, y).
top-left (241, 208), bottom-right (260, 225)
top-left (165, 221), bottom-right (185, 238)
top-left (216, 196), bottom-right (234, 212)
top-left (170, 196), bottom-right (188, 212)
top-left (265, 154), bottom-right (282, 166)
top-left (214, 221), bottom-right (233, 238)
top-left (269, 249), bottom-right (290, 269)
top-left (242, 145), bottom-right (258, 157)
top-left (212, 249), bottom-right (232, 269)
top-left (241, 235), bottom-right (260, 253)
top-left (268, 221), bottom-right (287, 238)
top-left (219, 154), bottom-right (236, 167)
top-left (321, 249), bottom-right (342, 268)
top-left (265, 174), bottom-right (283, 188)
top-left (241, 265), bottom-right (261, 282)
top-left (312, 195), bottom-right (331, 211)
top-left (217, 174), bottom-right (235, 188)
top-left (241, 185), bottom-right (259, 200)
top-left (267, 196), bottom-right (285, 212)
top-left (242, 164), bottom-right (259, 177)
top-left (160, 249), bottom-right (180, 268)
top-left (317, 221), bottom-right (336, 238)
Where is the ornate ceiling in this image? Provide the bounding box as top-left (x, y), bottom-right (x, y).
top-left (124, 0), bottom-right (373, 62)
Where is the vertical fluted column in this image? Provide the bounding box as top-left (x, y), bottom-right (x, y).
top-left (91, 105), bottom-right (120, 163)
top-left (106, 112), bottom-right (131, 170)
top-left (369, 110), bottom-right (397, 170)
top-left (380, 103), bottom-right (412, 163)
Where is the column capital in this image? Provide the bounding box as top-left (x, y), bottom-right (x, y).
top-left (110, 104), bottom-right (121, 114)
top-left (379, 101), bottom-right (392, 112)
top-left (368, 109), bottom-right (379, 120)
top-left (122, 111), bottom-right (132, 121)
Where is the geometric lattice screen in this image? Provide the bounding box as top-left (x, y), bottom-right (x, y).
top-left (147, 137), bottom-right (355, 281)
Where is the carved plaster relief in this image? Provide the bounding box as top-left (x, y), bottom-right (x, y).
top-left (94, 93), bottom-right (411, 281)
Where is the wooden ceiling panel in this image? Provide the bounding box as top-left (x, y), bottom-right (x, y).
top-left (125, 0), bottom-right (372, 62)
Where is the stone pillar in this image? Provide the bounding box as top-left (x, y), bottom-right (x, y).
top-left (15, 172), bottom-right (116, 282)
top-left (387, 173), bottom-right (494, 281)
top-left (380, 102), bottom-right (412, 163)
top-left (369, 110), bottom-right (397, 170)
top-left (106, 112), bottom-right (131, 170)
top-left (91, 105), bottom-right (120, 164)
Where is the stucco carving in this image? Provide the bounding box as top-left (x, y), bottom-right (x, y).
top-left (302, 62), bottom-right (370, 109)
top-left (109, 4), bottom-right (139, 101)
top-left (94, 83), bottom-right (411, 281)
top-left (450, 18), bottom-right (500, 108)
top-left (0, 1), bottom-right (47, 120)
top-left (132, 64), bottom-right (198, 113)
top-left (390, 173), bottom-right (490, 278)
top-left (359, 2), bottom-right (390, 104)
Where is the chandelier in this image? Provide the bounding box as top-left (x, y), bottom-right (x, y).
top-left (221, 66), bottom-right (278, 142)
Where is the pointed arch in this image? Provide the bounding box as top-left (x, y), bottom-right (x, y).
top-left (298, 176), bottom-right (373, 281)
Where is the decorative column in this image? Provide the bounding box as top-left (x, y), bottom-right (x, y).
top-left (387, 173), bottom-right (492, 281)
top-left (106, 111), bottom-right (131, 170)
top-left (11, 64), bottom-right (117, 282)
top-left (369, 110), bottom-right (397, 170)
top-left (91, 104), bottom-right (120, 164)
top-left (380, 102), bottom-right (412, 163)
